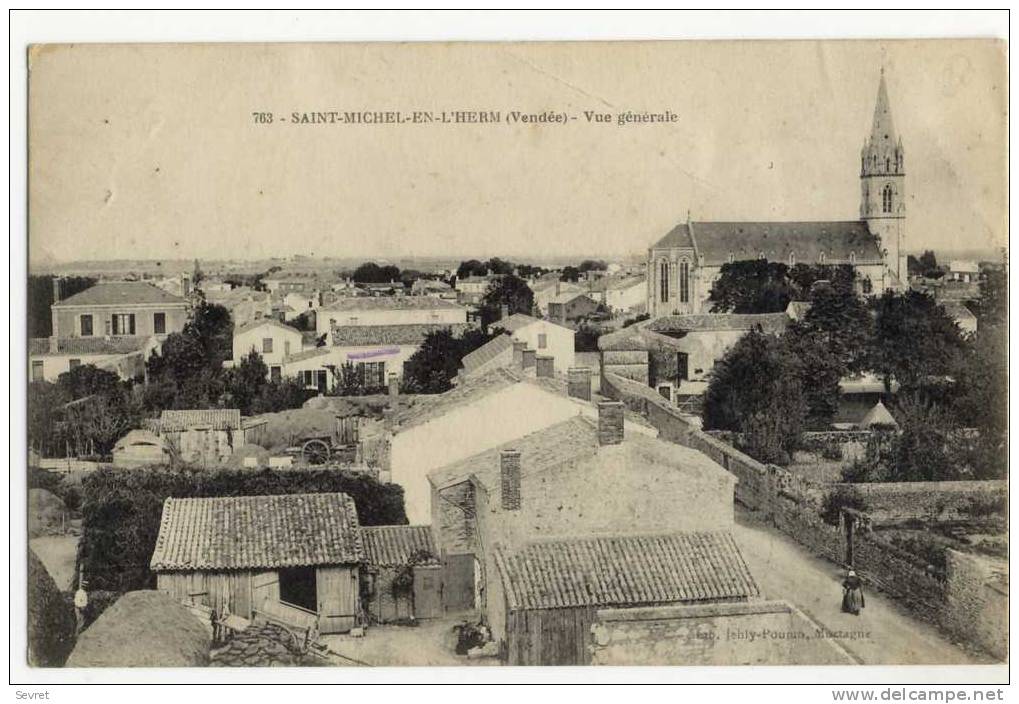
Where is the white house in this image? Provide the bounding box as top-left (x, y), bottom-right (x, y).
top-left (532, 280), bottom-right (585, 317)
top-left (283, 291), bottom-right (320, 315)
top-left (316, 297), bottom-right (467, 335)
top-left (29, 336), bottom-right (161, 383)
top-left (601, 276), bottom-right (647, 313)
top-left (948, 260), bottom-right (980, 283)
top-left (232, 319), bottom-right (304, 377)
top-left (491, 313), bottom-right (575, 374)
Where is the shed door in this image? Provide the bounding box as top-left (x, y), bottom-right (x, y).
top-left (442, 553), bottom-right (476, 612)
top-left (251, 571), bottom-right (280, 618)
top-left (317, 566), bottom-right (358, 634)
top-left (413, 566), bottom-right (442, 619)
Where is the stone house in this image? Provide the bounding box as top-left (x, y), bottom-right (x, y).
top-left (360, 525), bottom-right (441, 623)
top-left (232, 319), bottom-right (304, 376)
top-left (51, 280), bottom-right (188, 340)
top-left (547, 291), bottom-right (600, 324)
top-left (28, 335), bottom-right (161, 383)
top-left (316, 297), bottom-right (466, 335)
top-left (491, 313), bottom-right (575, 374)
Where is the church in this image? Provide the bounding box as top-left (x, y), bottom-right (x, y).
top-left (647, 71), bottom-right (907, 317)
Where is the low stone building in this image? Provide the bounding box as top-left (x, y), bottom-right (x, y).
top-left (158, 409), bottom-right (244, 466)
top-left (360, 525), bottom-right (441, 623)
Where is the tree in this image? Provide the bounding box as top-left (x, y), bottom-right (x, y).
top-left (28, 381), bottom-right (71, 456)
top-left (867, 290), bottom-right (967, 393)
top-left (402, 328), bottom-right (497, 394)
top-left (223, 351), bottom-right (269, 415)
top-left (702, 329), bottom-right (807, 464)
top-left (28, 275), bottom-right (97, 337)
top-left (918, 249), bottom-right (939, 274)
top-left (352, 262), bottom-right (401, 284)
top-left (479, 275), bottom-right (534, 328)
top-left (708, 261), bottom-right (795, 314)
top-left (185, 296), bottom-right (233, 366)
top-left (578, 259), bottom-right (607, 273)
top-left (456, 259), bottom-right (488, 279)
top-left (560, 266), bottom-right (581, 283)
top-left (56, 364), bottom-right (123, 401)
top-left (484, 257), bottom-right (514, 275)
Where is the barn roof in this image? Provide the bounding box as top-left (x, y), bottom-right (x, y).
top-left (459, 334), bottom-right (514, 375)
top-left (150, 493), bottom-right (364, 571)
top-left (158, 409), bottom-right (242, 432)
top-left (360, 525), bottom-right (438, 567)
top-left (495, 531), bottom-right (759, 610)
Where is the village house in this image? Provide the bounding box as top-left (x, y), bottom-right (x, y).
top-left (531, 279), bottom-right (585, 317)
top-left (360, 525), bottom-right (442, 623)
top-left (151, 493), bottom-right (366, 634)
top-left (231, 319), bottom-right (305, 375)
top-left (947, 260), bottom-right (979, 283)
top-left (262, 277), bottom-right (312, 294)
top-left (28, 335), bottom-right (161, 383)
top-left (490, 313), bottom-right (576, 374)
top-left (205, 288), bottom-right (272, 328)
top-left (410, 278), bottom-right (454, 298)
top-left (547, 291), bottom-right (601, 324)
top-left (428, 402), bottom-right (748, 664)
top-left (283, 290), bottom-right (321, 315)
top-left (380, 362), bottom-right (622, 525)
top-left (283, 322), bottom-right (470, 393)
top-left (591, 275), bottom-right (647, 314)
top-left (50, 280), bottom-right (188, 340)
top-left (315, 296), bottom-right (467, 336)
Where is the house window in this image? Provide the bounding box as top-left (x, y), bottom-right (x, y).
top-left (69, 359), bottom-right (81, 371)
top-left (357, 361), bottom-right (386, 390)
top-left (882, 184), bottom-right (893, 213)
top-left (862, 278), bottom-right (873, 294)
top-left (278, 566), bottom-right (318, 613)
top-left (79, 315), bottom-right (93, 337)
top-left (112, 313), bottom-right (135, 336)
top-left (679, 261), bottom-right (690, 304)
top-left (153, 312), bottom-right (166, 335)
top-left (262, 338), bottom-right (273, 354)
top-left (31, 360), bottom-right (44, 382)
top-left (270, 365), bottom-right (282, 381)
top-left (759, 252), bottom-right (766, 260)
top-left (538, 333), bottom-right (547, 349)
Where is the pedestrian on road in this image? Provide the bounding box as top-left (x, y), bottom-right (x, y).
top-left (842, 569), bottom-right (865, 615)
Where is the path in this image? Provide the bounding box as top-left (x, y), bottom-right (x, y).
top-left (320, 614), bottom-right (496, 667)
top-left (733, 509), bottom-right (994, 665)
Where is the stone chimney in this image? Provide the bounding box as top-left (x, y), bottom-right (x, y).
top-left (521, 348), bottom-right (536, 370)
top-left (597, 401), bottom-right (625, 446)
top-left (536, 355), bottom-right (554, 379)
top-left (568, 367), bottom-right (592, 401)
top-left (512, 340), bottom-right (527, 367)
top-left (388, 373), bottom-right (400, 398)
top-left (500, 450), bottom-right (521, 511)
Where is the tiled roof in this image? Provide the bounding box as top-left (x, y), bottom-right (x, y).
top-left (549, 291), bottom-right (597, 305)
top-left (493, 313), bottom-right (573, 333)
top-left (332, 323), bottom-right (470, 347)
top-left (54, 281), bottom-right (187, 307)
top-left (360, 525), bottom-right (439, 567)
top-left (649, 312), bottom-right (790, 335)
top-left (389, 366), bottom-right (523, 431)
top-left (159, 409), bottom-right (242, 432)
top-left (588, 275), bottom-right (645, 293)
top-left (652, 220), bottom-right (884, 266)
top-left (28, 336), bottom-right (152, 356)
top-left (284, 347), bottom-right (331, 364)
top-left (234, 318), bottom-right (302, 337)
top-left (495, 531), bottom-right (760, 610)
top-left (321, 297), bottom-right (464, 312)
top-left (460, 334), bottom-right (514, 374)
top-left (150, 493), bottom-right (364, 571)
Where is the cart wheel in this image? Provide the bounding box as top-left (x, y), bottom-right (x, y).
top-left (302, 439), bottom-right (330, 465)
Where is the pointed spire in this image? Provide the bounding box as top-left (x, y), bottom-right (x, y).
top-left (868, 69), bottom-right (897, 149)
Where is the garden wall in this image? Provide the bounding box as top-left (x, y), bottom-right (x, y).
top-left (849, 481), bottom-right (1007, 526)
top-left (943, 550), bottom-right (1008, 661)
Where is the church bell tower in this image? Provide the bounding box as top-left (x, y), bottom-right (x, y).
top-left (860, 69), bottom-right (906, 287)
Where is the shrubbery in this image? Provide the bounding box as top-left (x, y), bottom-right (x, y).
top-left (78, 465), bottom-right (407, 592)
top-left (28, 549), bottom-right (77, 666)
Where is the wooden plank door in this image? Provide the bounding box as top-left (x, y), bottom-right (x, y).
top-left (412, 566), bottom-right (442, 619)
top-left (442, 553), bottom-right (475, 612)
top-left (317, 566), bottom-right (358, 634)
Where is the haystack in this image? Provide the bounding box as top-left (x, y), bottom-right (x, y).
top-left (859, 400), bottom-right (898, 429)
top-left (65, 591), bottom-right (211, 667)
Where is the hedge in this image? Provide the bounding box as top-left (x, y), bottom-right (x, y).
top-left (78, 465), bottom-right (407, 592)
top-left (28, 549), bottom-right (77, 666)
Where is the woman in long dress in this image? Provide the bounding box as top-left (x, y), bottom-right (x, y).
top-left (841, 569), bottom-right (865, 615)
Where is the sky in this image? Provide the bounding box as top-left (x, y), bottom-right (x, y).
top-left (28, 40), bottom-right (1007, 264)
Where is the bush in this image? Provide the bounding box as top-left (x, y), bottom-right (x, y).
top-left (820, 485), bottom-right (867, 526)
top-left (28, 550), bottom-right (77, 666)
top-left (78, 465), bottom-right (407, 592)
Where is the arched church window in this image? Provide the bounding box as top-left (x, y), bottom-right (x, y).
top-left (759, 252), bottom-right (766, 260)
top-left (819, 252), bottom-right (827, 265)
top-left (659, 260), bottom-right (670, 302)
top-left (886, 157), bottom-right (890, 173)
top-left (788, 252), bottom-right (796, 266)
top-left (728, 252), bottom-right (735, 264)
top-left (882, 184), bottom-right (893, 213)
top-left (849, 251), bottom-right (856, 265)
top-left (679, 260), bottom-right (690, 304)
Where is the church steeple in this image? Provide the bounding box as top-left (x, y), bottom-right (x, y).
top-left (861, 68), bottom-right (904, 178)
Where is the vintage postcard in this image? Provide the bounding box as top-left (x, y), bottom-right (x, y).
top-left (23, 36), bottom-right (1007, 677)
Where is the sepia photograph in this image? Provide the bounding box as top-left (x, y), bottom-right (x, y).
top-left (10, 9), bottom-right (1010, 692)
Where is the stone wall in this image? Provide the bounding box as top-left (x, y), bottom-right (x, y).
top-left (943, 550), bottom-right (1008, 661)
top-left (590, 601), bottom-right (857, 666)
top-left (850, 481), bottom-right (1007, 526)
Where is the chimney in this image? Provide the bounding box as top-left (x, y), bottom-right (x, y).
top-left (597, 401), bottom-right (625, 446)
top-left (52, 277), bottom-right (61, 304)
top-left (388, 372), bottom-right (400, 398)
top-left (500, 450), bottom-right (521, 511)
top-left (536, 355), bottom-right (554, 379)
top-left (568, 367), bottom-right (592, 401)
top-left (512, 340), bottom-right (527, 367)
top-left (500, 304), bottom-right (509, 320)
top-left (521, 348), bottom-right (536, 370)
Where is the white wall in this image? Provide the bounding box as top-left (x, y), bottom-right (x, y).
top-left (233, 323), bottom-right (303, 367)
top-left (283, 344), bottom-right (420, 391)
top-left (315, 306), bottom-right (466, 335)
top-left (509, 321), bottom-right (575, 374)
top-left (605, 282), bottom-right (646, 312)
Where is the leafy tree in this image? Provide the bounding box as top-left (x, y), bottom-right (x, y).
top-left (951, 323), bottom-right (1007, 437)
top-left (456, 259), bottom-right (488, 279)
top-left (578, 259), bottom-right (607, 273)
top-left (515, 263), bottom-right (548, 279)
top-left (484, 257), bottom-right (514, 276)
top-left (185, 296), bottom-right (233, 366)
top-left (479, 275), bottom-right (534, 328)
top-left (971, 268), bottom-right (1007, 328)
top-left (28, 275), bottom-right (97, 337)
top-left (251, 377), bottom-right (316, 414)
top-left (702, 329), bottom-right (807, 464)
top-left (28, 381), bottom-right (71, 456)
top-left (574, 323), bottom-right (602, 352)
top-left (918, 249), bottom-right (939, 274)
top-left (146, 332), bottom-right (209, 389)
top-left (56, 365), bottom-right (123, 401)
top-left (560, 266), bottom-right (581, 283)
top-left (352, 262), bottom-right (401, 284)
top-left (402, 328), bottom-right (498, 394)
top-left (222, 351), bottom-right (270, 414)
top-left (708, 261), bottom-right (857, 314)
top-left (289, 310), bottom-right (317, 332)
top-left (867, 290), bottom-right (967, 393)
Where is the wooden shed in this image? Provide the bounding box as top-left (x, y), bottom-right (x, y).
top-left (493, 531), bottom-right (760, 666)
top-left (158, 409), bottom-right (242, 466)
top-left (360, 525), bottom-right (441, 623)
top-left (150, 493), bottom-right (365, 634)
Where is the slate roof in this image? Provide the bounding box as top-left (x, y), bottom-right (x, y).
top-left (321, 297), bottom-right (464, 312)
top-left (649, 312), bottom-right (790, 335)
top-left (360, 525), bottom-right (439, 567)
top-left (331, 323), bottom-right (470, 347)
top-left (460, 334), bottom-right (514, 374)
top-left (28, 336), bottom-right (152, 356)
top-left (234, 318), bottom-right (302, 337)
top-left (159, 409), bottom-right (242, 432)
top-left (495, 531), bottom-right (760, 610)
top-left (651, 221), bottom-right (884, 266)
top-left (54, 281), bottom-right (187, 307)
top-left (150, 493), bottom-right (364, 571)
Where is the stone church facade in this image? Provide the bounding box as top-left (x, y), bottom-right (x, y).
top-left (647, 71), bottom-right (907, 317)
